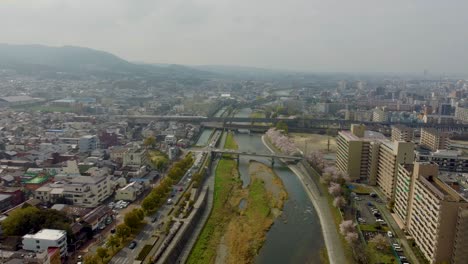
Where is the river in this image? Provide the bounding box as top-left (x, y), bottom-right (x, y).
top-left (233, 133), bottom-right (324, 264)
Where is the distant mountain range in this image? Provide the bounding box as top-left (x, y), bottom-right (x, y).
top-left (0, 44), bottom-right (325, 82)
top-left (0, 44), bottom-right (215, 79)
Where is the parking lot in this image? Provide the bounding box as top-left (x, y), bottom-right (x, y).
top-left (353, 193), bottom-right (385, 226)
top-left (353, 192), bottom-right (411, 264)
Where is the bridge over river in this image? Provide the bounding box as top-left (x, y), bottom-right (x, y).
top-left (210, 148), bottom-right (302, 166)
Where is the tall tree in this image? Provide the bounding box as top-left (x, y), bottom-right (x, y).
top-left (83, 254), bottom-right (99, 264)
top-left (106, 235), bottom-right (120, 252)
top-left (96, 247), bottom-right (109, 263)
top-left (115, 224), bottom-right (131, 242)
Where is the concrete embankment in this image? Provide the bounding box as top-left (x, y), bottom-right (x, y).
top-left (261, 135), bottom-right (347, 264)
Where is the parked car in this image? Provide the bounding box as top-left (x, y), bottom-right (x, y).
top-left (367, 202), bottom-right (373, 206)
top-left (358, 218), bottom-right (366, 223)
top-left (129, 241), bottom-right (137, 249)
top-left (167, 199), bottom-right (173, 205)
top-left (387, 231), bottom-right (393, 238)
top-left (110, 228), bottom-right (116, 234)
top-left (370, 192), bottom-right (377, 198)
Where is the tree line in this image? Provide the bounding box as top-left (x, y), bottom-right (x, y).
top-left (141, 153), bottom-right (193, 213)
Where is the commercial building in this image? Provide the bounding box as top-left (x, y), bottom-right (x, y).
top-left (22, 229), bottom-right (68, 257)
top-left (391, 125), bottom-right (414, 142)
top-left (394, 162), bottom-right (468, 264)
top-left (420, 128), bottom-right (450, 151)
top-left (336, 124), bottom-right (386, 181)
top-left (78, 135), bottom-right (98, 153)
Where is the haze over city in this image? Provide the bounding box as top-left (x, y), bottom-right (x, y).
top-left (2, 0), bottom-right (468, 73)
top-left (1, 2), bottom-right (468, 264)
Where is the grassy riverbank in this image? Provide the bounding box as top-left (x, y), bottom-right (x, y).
top-left (187, 134), bottom-right (287, 264)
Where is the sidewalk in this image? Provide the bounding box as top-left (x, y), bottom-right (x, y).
top-left (262, 136), bottom-right (347, 264)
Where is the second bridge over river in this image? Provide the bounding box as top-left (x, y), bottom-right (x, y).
top-left (209, 148), bottom-right (302, 166)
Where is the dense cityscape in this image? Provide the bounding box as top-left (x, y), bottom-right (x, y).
top-left (0, 44), bottom-right (467, 264)
top-left (2, 1), bottom-right (468, 264)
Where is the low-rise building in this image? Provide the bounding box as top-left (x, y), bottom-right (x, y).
top-left (123, 147), bottom-right (147, 167)
top-left (416, 149), bottom-right (468, 172)
top-left (115, 181), bottom-right (144, 201)
top-left (78, 135), bottom-right (98, 153)
top-left (35, 175), bottom-right (112, 207)
top-left (22, 229), bottom-right (68, 257)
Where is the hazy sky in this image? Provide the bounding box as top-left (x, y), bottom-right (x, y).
top-left (1, 0), bottom-right (468, 73)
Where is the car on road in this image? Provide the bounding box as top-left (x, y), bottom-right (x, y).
top-left (358, 218), bottom-right (366, 223)
top-left (128, 241), bottom-right (137, 249)
top-left (387, 231), bottom-right (393, 238)
top-left (151, 215), bottom-right (158, 223)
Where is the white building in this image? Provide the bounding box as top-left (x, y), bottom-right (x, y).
top-left (79, 135), bottom-right (98, 153)
top-left (165, 134), bottom-right (177, 145)
top-left (35, 175), bottom-right (112, 207)
top-left (22, 229), bottom-right (68, 257)
top-left (123, 148), bottom-right (148, 167)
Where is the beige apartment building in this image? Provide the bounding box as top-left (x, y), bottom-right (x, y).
top-left (373, 141), bottom-right (414, 200)
top-left (391, 125), bottom-right (414, 142)
top-left (336, 124), bottom-right (387, 181)
top-left (394, 162), bottom-right (468, 264)
top-left (420, 128), bottom-right (450, 151)
top-left (454, 105), bottom-right (468, 123)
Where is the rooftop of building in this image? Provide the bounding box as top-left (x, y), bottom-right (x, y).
top-left (339, 130), bottom-right (387, 142)
top-left (23, 229), bottom-right (66, 240)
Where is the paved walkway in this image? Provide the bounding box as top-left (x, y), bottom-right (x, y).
top-left (261, 136), bottom-right (347, 264)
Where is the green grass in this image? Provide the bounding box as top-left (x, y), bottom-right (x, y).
top-left (224, 132), bottom-right (238, 150)
top-left (187, 158), bottom-right (239, 264)
top-left (350, 184), bottom-right (372, 195)
top-left (359, 224), bottom-right (389, 232)
top-left (246, 178), bottom-right (270, 218)
top-left (136, 244), bottom-right (153, 261)
top-left (367, 246), bottom-right (398, 264)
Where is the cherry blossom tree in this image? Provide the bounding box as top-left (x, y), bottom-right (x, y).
top-left (339, 220), bottom-right (356, 235)
top-left (265, 128), bottom-right (296, 155)
top-left (328, 182), bottom-right (342, 197)
top-left (333, 196), bottom-right (346, 209)
top-left (345, 232), bottom-right (359, 244)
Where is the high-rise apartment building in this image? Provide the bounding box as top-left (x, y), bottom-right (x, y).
top-left (455, 105), bottom-right (468, 123)
top-left (373, 141), bottom-right (414, 200)
top-left (336, 124), bottom-right (386, 181)
top-left (420, 128), bottom-right (450, 151)
top-left (372, 107), bottom-right (388, 122)
top-left (391, 125), bottom-right (414, 142)
top-left (394, 162), bottom-right (468, 264)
